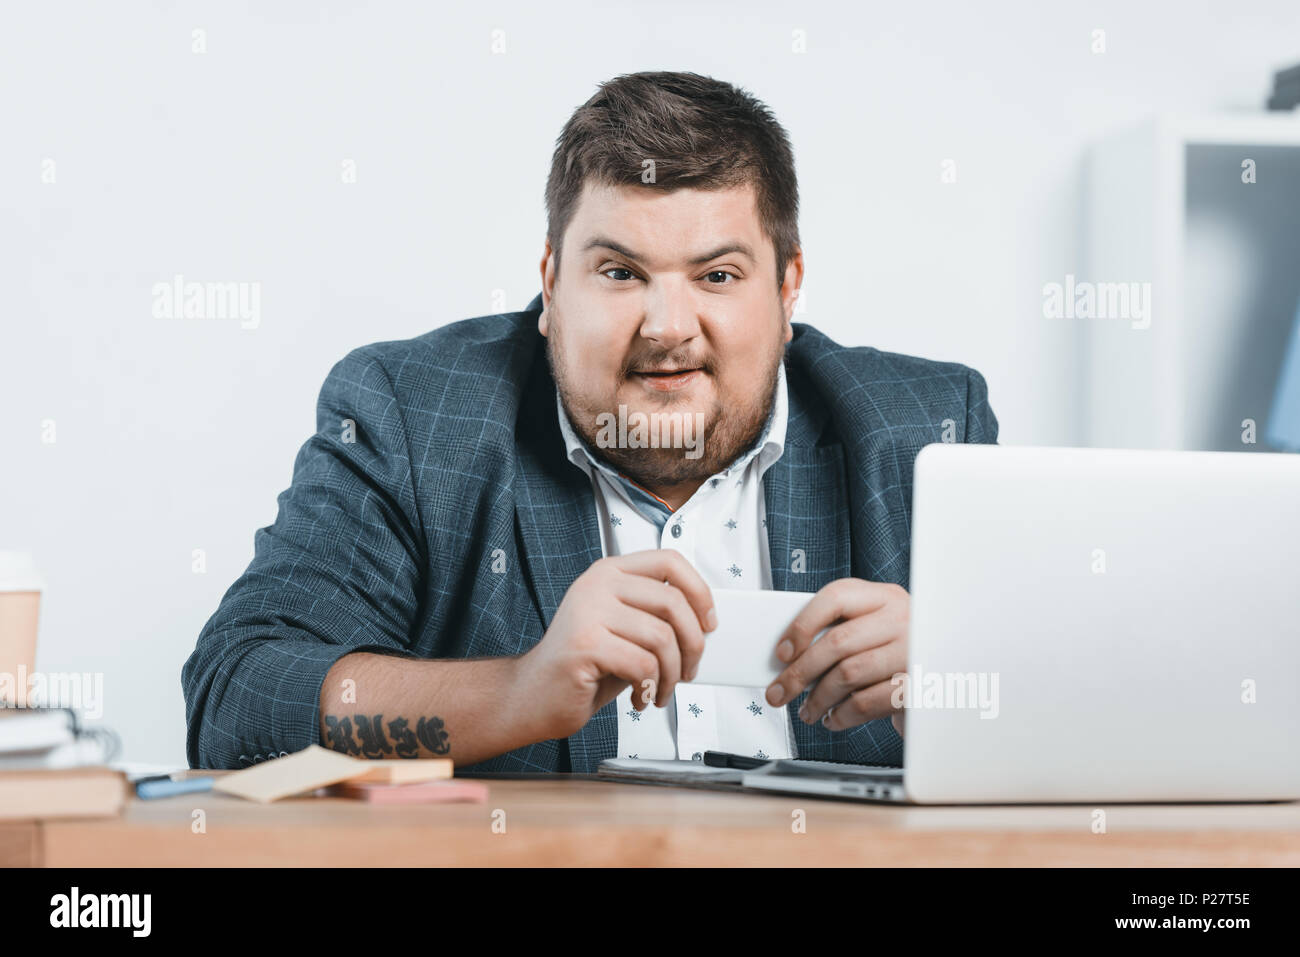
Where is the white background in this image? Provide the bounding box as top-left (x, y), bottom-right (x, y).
top-left (2, 1), bottom-right (1296, 765)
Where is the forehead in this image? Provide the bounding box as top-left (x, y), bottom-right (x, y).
top-left (565, 180), bottom-right (766, 267)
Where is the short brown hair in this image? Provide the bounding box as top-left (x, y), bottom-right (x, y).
top-left (545, 71), bottom-right (800, 286)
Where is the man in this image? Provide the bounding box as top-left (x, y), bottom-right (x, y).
top-left (181, 71), bottom-right (997, 772)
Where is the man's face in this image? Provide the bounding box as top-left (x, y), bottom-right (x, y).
top-left (539, 180), bottom-right (801, 492)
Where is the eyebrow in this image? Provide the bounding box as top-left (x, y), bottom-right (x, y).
top-left (582, 236), bottom-right (756, 267)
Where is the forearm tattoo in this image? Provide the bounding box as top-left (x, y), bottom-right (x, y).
top-left (324, 714), bottom-right (451, 758)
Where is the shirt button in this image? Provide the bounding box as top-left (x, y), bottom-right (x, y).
top-left (691, 751), bottom-right (703, 761)
top-left (671, 524), bottom-right (682, 538)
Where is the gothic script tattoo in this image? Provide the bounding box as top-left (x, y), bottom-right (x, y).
top-left (324, 714), bottom-right (451, 758)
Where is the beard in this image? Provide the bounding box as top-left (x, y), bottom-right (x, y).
top-left (544, 297), bottom-right (784, 489)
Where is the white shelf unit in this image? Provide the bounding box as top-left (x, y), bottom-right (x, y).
top-left (1085, 113), bottom-right (1300, 451)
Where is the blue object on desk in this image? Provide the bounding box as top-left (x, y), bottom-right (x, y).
top-left (135, 775), bottom-right (215, 800)
top-left (1266, 299), bottom-right (1300, 451)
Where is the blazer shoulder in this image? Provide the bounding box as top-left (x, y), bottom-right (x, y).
top-left (316, 309), bottom-right (540, 424)
top-left (314, 308), bottom-right (543, 462)
top-left (789, 322), bottom-right (984, 402)
top-left (343, 309), bottom-right (539, 377)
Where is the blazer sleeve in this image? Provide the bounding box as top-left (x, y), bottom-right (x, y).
top-left (181, 347), bottom-right (425, 769)
top-left (964, 367), bottom-right (999, 444)
top-left (846, 716), bottom-right (906, 767)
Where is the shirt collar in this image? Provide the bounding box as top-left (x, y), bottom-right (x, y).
top-left (556, 360), bottom-right (788, 485)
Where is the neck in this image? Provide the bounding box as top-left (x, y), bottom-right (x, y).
top-left (640, 478), bottom-right (705, 512)
top-left (614, 468), bottom-right (704, 512)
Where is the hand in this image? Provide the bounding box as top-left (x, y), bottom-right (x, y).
top-left (763, 579), bottom-right (909, 736)
top-left (512, 550), bottom-right (716, 742)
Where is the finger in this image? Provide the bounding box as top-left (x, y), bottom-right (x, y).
top-left (800, 640), bottom-right (906, 723)
top-left (606, 605), bottom-right (683, 707)
top-left (776, 579), bottom-right (901, 664)
top-left (615, 550), bottom-right (717, 634)
top-left (769, 610), bottom-right (899, 707)
top-left (818, 679), bottom-right (898, 732)
top-left (615, 574), bottom-right (706, 682)
top-left (589, 635), bottom-right (661, 712)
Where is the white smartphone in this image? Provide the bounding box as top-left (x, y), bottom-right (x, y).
top-left (688, 587), bottom-right (823, 687)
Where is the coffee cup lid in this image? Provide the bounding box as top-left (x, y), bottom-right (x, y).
top-left (0, 552), bottom-right (44, 592)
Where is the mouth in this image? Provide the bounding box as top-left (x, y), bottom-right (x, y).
top-left (630, 367), bottom-right (704, 392)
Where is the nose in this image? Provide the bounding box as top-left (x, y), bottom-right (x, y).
top-left (639, 281), bottom-right (701, 350)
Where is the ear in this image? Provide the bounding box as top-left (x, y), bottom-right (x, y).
top-left (538, 238), bottom-right (556, 336)
top-left (780, 246), bottom-right (804, 341)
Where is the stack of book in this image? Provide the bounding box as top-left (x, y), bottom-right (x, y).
top-left (0, 707), bottom-right (127, 820)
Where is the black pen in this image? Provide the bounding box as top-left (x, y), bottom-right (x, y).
top-left (702, 750), bottom-right (772, 771)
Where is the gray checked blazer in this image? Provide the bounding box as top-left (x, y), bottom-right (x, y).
top-left (181, 292), bottom-right (998, 771)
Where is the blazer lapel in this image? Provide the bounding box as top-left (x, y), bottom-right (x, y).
top-left (765, 363), bottom-right (851, 595)
top-left (514, 442), bottom-right (603, 630)
top-left (764, 363), bottom-right (852, 758)
top-left (513, 343), bottom-right (614, 773)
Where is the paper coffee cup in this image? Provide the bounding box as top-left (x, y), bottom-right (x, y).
top-left (0, 552), bottom-right (43, 708)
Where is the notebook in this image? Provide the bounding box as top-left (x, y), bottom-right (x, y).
top-left (597, 758), bottom-right (746, 790)
top-left (0, 706), bottom-right (77, 754)
top-left (0, 706), bottom-right (120, 770)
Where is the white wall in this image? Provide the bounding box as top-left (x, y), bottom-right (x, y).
top-left (2, 0), bottom-right (1296, 765)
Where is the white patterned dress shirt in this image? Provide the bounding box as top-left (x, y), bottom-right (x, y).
top-left (555, 362), bottom-right (797, 762)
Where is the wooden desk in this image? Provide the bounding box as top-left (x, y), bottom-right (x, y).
top-left (4, 777), bottom-right (1299, 866)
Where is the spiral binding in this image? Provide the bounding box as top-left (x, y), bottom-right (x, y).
top-left (63, 706), bottom-right (122, 763)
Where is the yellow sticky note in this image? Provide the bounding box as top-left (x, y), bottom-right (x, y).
top-left (212, 745), bottom-right (369, 803)
top-left (352, 760), bottom-right (453, 784)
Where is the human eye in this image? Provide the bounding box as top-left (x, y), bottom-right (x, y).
top-left (702, 269), bottom-right (738, 285)
top-left (600, 266), bottom-right (638, 282)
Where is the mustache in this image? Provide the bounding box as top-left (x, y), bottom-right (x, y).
top-left (618, 351), bottom-right (713, 377)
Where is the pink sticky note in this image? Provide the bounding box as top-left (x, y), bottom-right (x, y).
top-left (330, 779), bottom-right (489, 805)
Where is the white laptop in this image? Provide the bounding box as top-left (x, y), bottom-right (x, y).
top-left (742, 444), bottom-right (1300, 804)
